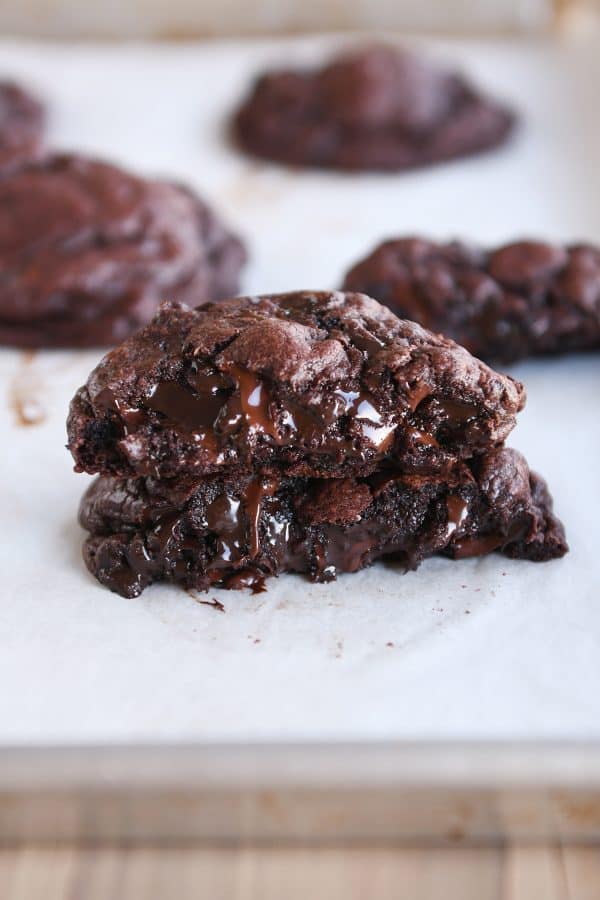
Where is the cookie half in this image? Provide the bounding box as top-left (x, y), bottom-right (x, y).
top-left (67, 291), bottom-right (525, 481)
top-left (79, 448), bottom-right (567, 598)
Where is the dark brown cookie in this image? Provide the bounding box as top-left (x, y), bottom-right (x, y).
top-left (0, 81), bottom-right (44, 174)
top-left (342, 237), bottom-right (600, 363)
top-left (0, 154), bottom-right (246, 348)
top-left (233, 44), bottom-right (516, 171)
top-left (66, 291), bottom-right (525, 482)
top-left (78, 448), bottom-right (567, 598)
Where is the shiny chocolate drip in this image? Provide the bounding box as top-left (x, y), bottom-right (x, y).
top-left (94, 387), bottom-right (146, 434)
top-left (96, 363), bottom-right (405, 463)
top-left (406, 381), bottom-right (432, 411)
top-left (445, 494), bottom-right (468, 538)
top-left (404, 426), bottom-right (439, 449)
top-left (280, 387), bottom-right (396, 451)
top-left (451, 521), bottom-right (526, 558)
top-left (437, 399), bottom-right (479, 426)
top-left (90, 536), bottom-right (151, 598)
top-left (349, 329), bottom-right (387, 355)
top-left (205, 493), bottom-right (245, 567)
top-left (243, 477), bottom-right (280, 558)
top-left (317, 524), bottom-right (381, 578)
top-left (277, 401), bottom-right (321, 442)
top-left (342, 391), bottom-right (397, 449)
top-left (203, 476), bottom-right (285, 576)
top-left (361, 422), bottom-right (397, 450)
top-left (229, 367), bottom-right (280, 438)
top-left (265, 514), bottom-right (292, 555)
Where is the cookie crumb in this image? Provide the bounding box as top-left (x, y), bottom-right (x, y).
top-left (188, 591), bottom-right (225, 612)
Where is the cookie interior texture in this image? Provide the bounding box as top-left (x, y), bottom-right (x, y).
top-left (67, 290), bottom-right (525, 481)
top-left (0, 154), bottom-right (246, 348)
top-left (68, 290), bottom-right (567, 597)
top-left (233, 44), bottom-right (516, 171)
top-left (0, 81), bottom-right (45, 174)
top-left (343, 237), bottom-right (600, 363)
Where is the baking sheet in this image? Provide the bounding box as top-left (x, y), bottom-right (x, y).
top-left (0, 35), bottom-right (599, 746)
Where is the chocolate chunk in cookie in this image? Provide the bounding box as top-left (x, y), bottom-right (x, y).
top-left (233, 44), bottom-right (516, 171)
top-left (342, 237), bottom-right (600, 363)
top-left (67, 291), bottom-right (525, 481)
top-left (0, 154), bottom-right (246, 348)
top-left (78, 448), bottom-right (567, 598)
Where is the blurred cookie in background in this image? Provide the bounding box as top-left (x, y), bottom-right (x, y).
top-left (0, 153), bottom-right (247, 348)
top-left (0, 81), bottom-right (45, 173)
top-left (233, 44), bottom-right (516, 172)
top-left (342, 237), bottom-right (600, 363)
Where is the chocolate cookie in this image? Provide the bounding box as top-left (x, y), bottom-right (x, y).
top-left (233, 45), bottom-right (516, 171)
top-left (0, 154), bottom-right (246, 348)
top-left (0, 81), bottom-right (44, 174)
top-left (342, 238), bottom-right (600, 363)
top-left (78, 448), bottom-right (567, 598)
top-left (67, 291), bottom-right (524, 481)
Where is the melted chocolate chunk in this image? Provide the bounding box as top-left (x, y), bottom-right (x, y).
top-left (94, 387), bottom-right (147, 434)
top-left (342, 237), bottom-right (600, 363)
top-left (145, 379), bottom-right (229, 432)
top-left (78, 448), bottom-right (567, 598)
top-left (67, 291), bottom-right (524, 481)
top-left (445, 494), bottom-right (469, 538)
top-left (230, 367), bottom-right (280, 439)
top-left (233, 44), bottom-right (516, 172)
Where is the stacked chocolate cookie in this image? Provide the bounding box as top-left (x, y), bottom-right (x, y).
top-left (67, 291), bottom-right (566, 598)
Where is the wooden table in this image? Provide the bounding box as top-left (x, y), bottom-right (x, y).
top-left (1, 844), bottom-right (599, 899)
top-left (4, 745), bottom-right (600, 895)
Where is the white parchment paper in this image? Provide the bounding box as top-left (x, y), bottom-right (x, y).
top-left (0, 35), bottom-right (599, 744)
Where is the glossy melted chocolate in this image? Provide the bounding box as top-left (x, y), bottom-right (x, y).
top-left (93, 367), bottom-right (494, 483)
